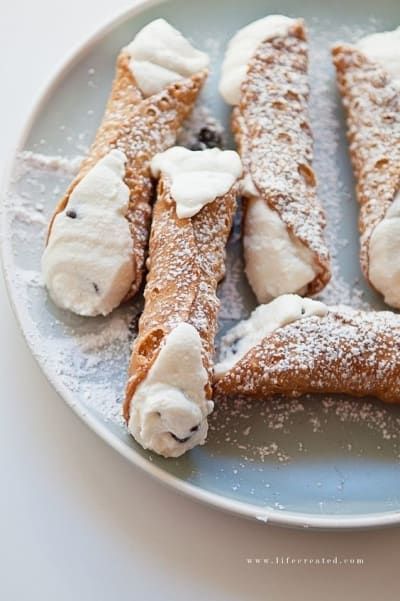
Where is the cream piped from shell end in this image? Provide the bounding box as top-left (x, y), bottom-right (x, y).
top-left (215, 294), bottom-right (328, 376)
top-left (127, 323), bottom-right (213, 458)
top-left (244, 197), bottom-right (318, 302)
top-left (125, 19), bottom-right (209, 97)
top-left (42, 149), bottom-right (135, 317)
top-left (219, 15), bottom-right (297, 105)
top-left (368, 191), bottom-right (400, 309)
top-left (356, 26), bottom-right (400, 83)
top-left (151, 146), bottom-right (242, 219)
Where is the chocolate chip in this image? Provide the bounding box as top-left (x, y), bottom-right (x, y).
top-left (128, 312), bottom-right (141, 337)
top-left (198, 127), bottom-right (222, 149)
top-left (92, 282), bottom-right (99, 294)
top-left (190, 142), bottom-right (204, 151)
top-left (301, 307), bottom-right (306, 315)
top-left (190, 424), bottom-right (199, 432)
top-left (170, 432), bottom-right (191, 443)
top-left (66, 210), bottom-right (77, 219)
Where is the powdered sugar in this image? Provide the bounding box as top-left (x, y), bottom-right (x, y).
top-left (76, 315), bottom-right (131, 353)
top-left (211, 392), bottom-right (400, 469)
top-left (15, 151), bottom-right (83, 177)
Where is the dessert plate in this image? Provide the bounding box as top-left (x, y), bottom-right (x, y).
top-left (3, 0), bottom-right (400, 529)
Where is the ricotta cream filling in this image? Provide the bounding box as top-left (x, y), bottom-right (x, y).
top-left (369, 191), bottom-right (400, 309)
top-left (355, 28), bottom-right (400, 308)
top-left (219, 15), bottom-right (296, 105)
top-left (128, 323), bottom-right (213, 458)
top-left (356, 26), bottom-right (400, 83)
top-left (244, 197), bottom-right (318, 303)
top-left (151, 146), bottom-right (242, 218)
top-left (215, 294), bottom-right (328, 375)
top-left (125, 18), bottom-right (209, 97)
top-left (42, 149), bottom-right (134, 317)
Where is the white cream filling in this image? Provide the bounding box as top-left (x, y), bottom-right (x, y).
top-left (355, 28), bottom-right (400, 308)
top-left (125, 18), bottom-right (209, 97)
top-left (128, 323), bottom-right (213, 458)
top-left (369, 190), bottom-right (400, 309)
top-left (356, 27), bottom-right (400, 83)
top-left (151, 146), bottom-right (242, 218)
top-left (243, 195), bottom-right (317, 303)
top-left (215, 294), bottom-right (328, 375)
top-left (219, 15), bottom-right (296, 105)
top-left (42, 149), bottom-right (134, 317)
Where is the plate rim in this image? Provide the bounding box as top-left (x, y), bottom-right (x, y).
top-left (2, 0), bottom-right (400, 530)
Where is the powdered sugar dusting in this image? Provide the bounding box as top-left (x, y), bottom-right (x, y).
top-left (15, 151), bottom-right (83, 177)
top-left (76, 315), bottom-right (131, 353)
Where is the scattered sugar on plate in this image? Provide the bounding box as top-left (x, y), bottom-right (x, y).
top-left (15, 151), bottom-right (83, 177)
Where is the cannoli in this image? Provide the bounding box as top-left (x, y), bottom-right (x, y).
top-left (215, 294), bottom-right (400, 403)
top-left (123, 147), bottom-right (242, 457)
top-left (219, 16), bottom-right (331, 303)
top-left (332, 28), bottom-right (400, 308)
top-left (42, 19), bottom-right (208, 316)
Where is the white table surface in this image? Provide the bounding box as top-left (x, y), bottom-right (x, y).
top-left (1, 1), bottom-right (399, 599)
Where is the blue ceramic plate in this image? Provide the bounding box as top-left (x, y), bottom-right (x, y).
top-left (3, 0), bottom-right (400, 529)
